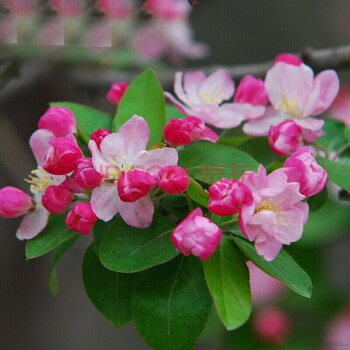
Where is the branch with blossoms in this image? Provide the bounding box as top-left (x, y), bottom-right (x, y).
top-left (2, 51), bottom-right (350, 350)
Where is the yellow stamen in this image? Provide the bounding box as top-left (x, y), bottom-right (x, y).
top-left (198, 85), bottom-right (224, 105)
top-left (24, 167), bottom-right (54, 193)
top-left (255, 198), bottom-right (284, 225)
top-left (277, 93), bottom-right (301, 119)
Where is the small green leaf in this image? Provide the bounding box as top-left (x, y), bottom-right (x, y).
top-left (132, 256), bottom-right (212, 350)
top-left (99, 213), bottom-right (178, 272)
top-left (187, 177), bottom-right (209, 207)
top-left (220, 136), bottom-right (253, 148)
top-left (50, 102), bottom-right (112, 143)
top-left (114, 70), bottom-right (166, 147)
top-left (307, 187), bottom-right (328, 212)
top-left (82, 245), bottom-right (138, 328)
top-left (345, 126), bottom-right (350, 142)
top-left (203, 236), bottom-right (251, 330)
top-left (233, 236), bottom-right (313, 298)
top-left (26, 213), bottom-right (79, 259)
top-left (179, 142), bottom-right (258, 184)
top-left (49, 235), bottom-right (80, 295)
top-left (316, 157), bottom-right (350, 192)
top-left (316, 120), bottom-right (347, 152)
top-left (93, 217), bottom-right (119, 256)
top-left (161, 195), bottom-right (188, 220)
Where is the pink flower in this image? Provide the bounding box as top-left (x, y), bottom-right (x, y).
top-left (65, 202), bottom-right (98, 235)
top-left (328, 85), bottom-right (350, 126)
top-left (165, 69), bottom-right (265, 129)
top-left (43, 137), bottom-right (83, 175)
top-left (283, 146), bottom-right (328, 198)
top-left (157, 165), bottom-right (189, 194)
top-left (324, 306), bottom-right (350, 350)
top-left (42, 185), bottom-right (74, 215)
top-left (239, 165), bottom-right (308, 261)
top-left (253, 307), bottom-right (291, 345)
top-left (0, 186), bottom-right (34, 218)
top-left (171, 208), bottom-right (222, 261)
top-left (88, 115), bottom-right (178, 228)
top-left (90, 128), bottom-right (111, 149)
top-left (244, 61), bottom-right (340, 141)
top-left (208, 178), bottom-right (253, 216)
top-left (98, 0), bottom-right (133, 19)
top-left (117, 170), bottom-right (157, 202)
top-left (234, 75), bottom-right (269, 106)
top-left (145, 0), bottom-right (190, 21)
top-left (274, 53), bottom-right (303, 66)
top-left (268, 120), bottom-right (303, 156)
top-left (38, 107), bottom-right (76, 137)
top-left (107, 82), bottom-right (129, 105)
top-left (247, 262), bottom-right (285, 304)
top-left (73, 158), bottom-right (102, 190)
top-left (164, 116), bottom-right (218, 147)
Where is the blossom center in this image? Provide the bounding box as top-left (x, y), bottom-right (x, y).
top-left (255, 199), bottom-right (284, 225)
top-left (277, 94), bottom-right (301, 119)
top-left (198, 85), bottom-right (224, 105)
top-left (24, 167), bottom-right (54, 194)
top-left (106, 156), bottom-right (134, 182)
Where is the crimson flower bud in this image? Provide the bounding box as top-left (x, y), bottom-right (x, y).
top-left (65, 202), bottom-right (98, 235)
top-left (268, 120), bottom-right (303, 156)
top-left (157, 165), bottom-right (189, 194)
top-left (274, 53), bottom-right (302, 66)
top-left (0, 186), bottom-right (34, 218)
top-left (107, 82), bottom-right (129, 105)
top-left (234, 75), bottom-right (269, 106)
top-left (38, 107), bottom-right (76, 137)
top-left (209, 178), bottom-right (253, 216)
top-left (43, 137), bottom-right (83, 175)
top-left (42, 185), bottom-right (74, 215)
top-left (164, 116), bottom-right (218, 147)
top-left (90, 128), bottom-right (111, 149)
top-left (117, 170), bottom-right (157, 202)
top-left (74, 158), bottom-right (102, 190)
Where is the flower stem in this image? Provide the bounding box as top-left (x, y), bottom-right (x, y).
top-left (332, 142), bottom-right (350, 160)
top-left (153, 192), bottom-right (171, 204)
top-left (185, 193), bottom-right (194, 211)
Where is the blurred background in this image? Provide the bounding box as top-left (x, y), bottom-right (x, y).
top-left (0, 0), bottom-right (350, 349)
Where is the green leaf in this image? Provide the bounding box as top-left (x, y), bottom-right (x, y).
top-left (161, 195), bottom-right (188, 220)
top-left (132, 256), bottom-right (212, 350)
top-left (82, 245), bottom-right (137, 328)
top-left (187, 177), bottom-right (209, 207)
top-left (307, 187), bottom-right (328, 212)
top-left (114, 70), bottom-right (166, 147)
top-left (237, 137), bottom-right (278, 165)
top-left (316, 120), bottom-right (347, 152)
top-left (233, 236), bottom-right (313, 298)
top-left (93, 217), bottom-right (119, 256)
top-left (50, 102), bottom-right (112, 143)
top-left (26, 212), bottom-right (79, 259)
top-left (178, 142), bottom-right (258, 184)
top-left (316, 157), bottom-right (350, 192)
top-left (220, 136), bottom-right (253, 148)
top-left (203, 237), bottom-right (251, 330)
top-left (99, 213), bottom-right (178, 273)
top-left (345, 126), bottom-right (350, 142)
top-left (48, 235), bottom-right (80, 295)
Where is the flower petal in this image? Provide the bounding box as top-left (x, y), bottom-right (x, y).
top-left (88, 140), bottom-right (111, 177)
top-left (164, 91), bottom-right (192, 116)
top-left (91, 182), bottom-right (119, 222)
top-left (255, 235), bottom-right (283, 261)
top-left (174, 71), bottom-right (190, 105)
top-left (29, 129), bottom-right (56, 166)
top-left (183, 70), bottom-right (206, 103)
top-left (100, 133), bottom-right (126, 162)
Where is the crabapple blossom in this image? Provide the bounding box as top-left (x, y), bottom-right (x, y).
top-left (117, 170), bottom-right (157, 202)
top-left (208, 178), bottom-right (253, 216)
top-left (0, 187), bottom-right (34, 218)
top-left (65, 202), bottom-right (98, 235)
top-left (283, 146), bottom-right (328, 198)
top-left (42, 185), bottom-right (74, 215)
top-left (328, 85), bottom-right (350, 126)
top-left (239, 165), bottom-right (309, 261)
top-left (234, 75), bottom-right (269, 106)
top-left (90, 129), bottom-right (111, 149)
top-left (107, 82), bottom-right (129, 105)
top-left (274, 53), bottom-right (302, 66)
top-left (164, 116), bottom-right (218, 147)
top-left (165, 69), bottom-right (266, 129)
top-left (253, 307), bottom-right (291, 345)
top-left (73, 158), bottom-right (102, 190)
top-left (144, 0), bottom-right (190, 21)
top-left (171, 208), bottom-right (222, 261)
top-left (268, 120), bottom-right (303, 156)
top-left (89, 115), bottom-right (178, 227)
top-left (43, 137), bottom-right (83, 175)
top-left (244, 59), bottom-right (340, 142)
top-left (157, 165), bottom-right (189, 194)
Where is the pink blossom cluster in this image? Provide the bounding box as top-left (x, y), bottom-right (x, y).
top-left (166, 53), bottom-right (340, 156)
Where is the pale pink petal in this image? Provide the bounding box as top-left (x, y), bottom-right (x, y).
top-left (202, 126), bottom-right (219, 143)
top-left (16, 204), bottom-right (50, 240)
top-left (206, 103), bottom-right (246, 129)
top-left (88, 140), bottom-right (111, 177)
top-left (100, 133), bottom-right (126, 162)
top-left (29, 129), bottom-right (56, 166)
top-left (243, 107), bottom-right (284, 136)
top-left (328, 86), bottom-right (350, 126)
top-left (134, 147), bottom-right (178, 175)
top-left (199, 69), bottom-right (235, 102)
top-left (303, 70), bottom-right (340, 117)
top-left (294, 117), bottom-right (325, 143)
top-left (272, 182), bottom-right (305, 209)
top-left (174, 72), bottom-right (190, 105)
top-left (118, 194), bottom-right (154, 228)
top-left (183, 71), bottom-right (206, 102)
top-left (240, 164), bottom-right (267, 192)
top-left (91, 182), bottom-right (119, 222)
top-left (118, 115), bottom-right (150, 163)
top-left (164, 92), bottom-right (192, 116)
top-left (255, 235), bottom-right (283, 261)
